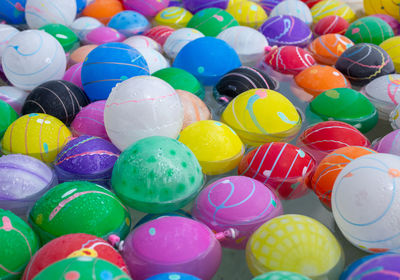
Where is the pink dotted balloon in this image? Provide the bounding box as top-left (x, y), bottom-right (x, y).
top-left (121, 216), bottom-right (222, 280)
top-left (63, 63), bottom-right (83, 88)
top-left (70, 100), bottom-right (109, 140)
top-left (192, 176), bottom-right (283, 249)
top-left (123, 0), bottom-right (170, 17)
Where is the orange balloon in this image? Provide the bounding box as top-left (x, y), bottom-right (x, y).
top-left (294, 65), bottom-right (350, 97)
top-left (69, 44), bottom-right (97, 65)
top-left (308, 34), bottom-right (354, 65)
top-left (82, 0), bottom-right (123, 24)
top-left (311, 146), bottom-right (376, 209)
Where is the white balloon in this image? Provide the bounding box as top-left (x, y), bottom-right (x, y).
top-left (123, 35), bottom-right (162, 52)
top-left (0, 24), bottom-right (19, 60)
top-left (1, 30), bottom-right (66, 90)
top-left (104, 76), bottom-right (184, 151)
top-left (217, 26), bottom-right (268, 67)
top-left (270, 0), bottom-right (312, 26)
top-left (164, 28), bottom-right (204, 60)
top-left (332, 153), bottom-right (400, 253)
top-left (136, 48), bottom-right (170, 74)
top-left (70, 16), bottom-right (103, 41)
top-left (25, 0), bottom-right (77, 29)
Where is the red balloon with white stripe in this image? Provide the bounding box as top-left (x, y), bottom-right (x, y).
top-left (296, 121), bottom-right (371, 163)
top-left (238, 142), bottom-right (316, 200)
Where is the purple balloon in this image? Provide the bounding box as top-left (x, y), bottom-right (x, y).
top-left (0, 154), bottom-right (57, 216)
top-left (373, 129), bottom-right (400, 156)
top-left (341, 253), bottom-right (400, 279)
top-left (259, 15), bottom-right (312, 47)
top-left (121, 216), bottom-right (222, 280)
top-left (182, 0), bottom-right (229, 14)
top-left (54, 135), bottom-right (120, 187)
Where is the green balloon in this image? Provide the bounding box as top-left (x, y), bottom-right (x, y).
top-left (39, 23), bottom-right (79, 52)
top-left (112, 136), bottom-right (204, 213)
top-left (307, 87), bottom-right (378, 133)
top-left (345, 16), bottom-right (394, 45)
top-left (34, 257), bottom-right (130, 280)
top-left (187, 8), bottom-right (239, 37)
top-left (253, 271), bottom-right (311, 280)
top-left (28, 181), bottom-right (131, 244)
top-left (152, 67), bottom-right (205, 99)
top-left (0, 100), bottom-right (18, 139)
top-left (0, 209), bottom-right (39, 280)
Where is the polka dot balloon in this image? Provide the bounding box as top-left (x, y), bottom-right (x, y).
top-left (246, 214), bottom-right (344, 278)
top-left (111, 136), bottom-right (203, 213)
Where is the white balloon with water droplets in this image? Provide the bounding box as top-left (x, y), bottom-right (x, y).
top-left (1, 30), bottom-right (66, 91)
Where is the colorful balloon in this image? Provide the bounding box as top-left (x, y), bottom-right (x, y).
top-left (120, 216), bottom-right (222, 280)
top-left (246, 214), bottom-right (344, 278)
top-left (22, 233), bottom-right (128, 280)
top-left (221, 89), bottom-right (301, 146)
top-left (111, 136), bottom-right (203, 213)
top-left (192, 176), bottom-right (283, 249)
top-left (29, 181), bottom-right (131, 243)
top-left (54, 136), bottom-right (120, 187)
top-left (0, 209), bottom-right (39, 280)
top-left (238, 142), bottom-right (316, 199)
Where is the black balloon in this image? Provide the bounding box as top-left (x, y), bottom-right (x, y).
top-left (214, 66), bottom-right (278, 104)
top-left (22, 80), bottom-right (90, 125)
top-left (335, 43), bottom-right (395, 87)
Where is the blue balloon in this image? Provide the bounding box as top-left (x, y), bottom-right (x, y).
top-left (76, 0), bottom-right (87, 14)
top-left (173, 37), bottom-right (241, 86)
top-left (0, 0), bottom-right (26, 24)
top-left (108, 11), bottom-right (150, 37)
top-left (81, 42), bottom-right (149, 101)
top-left (146, 272), bottom-right (201, 280)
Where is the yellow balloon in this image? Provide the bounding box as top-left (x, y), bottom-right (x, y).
top-left (1, 113), bottom-right (72, 163)
top-left (364, 0), bottom-right (400, 20)
top-left (380, 36), bottom-right (400, 73)
top-left (246, 215), bottom-right (344, 278)
top-left (227, 0), bottom-right (247, 9)
top-left (226, 1), bottom-right (267, 28)
top-left (154, 7), bottom-right (193, 29)
top-left (311, 0), bottom-right (357, 24)
top-left (221, 89), bottom-right (301, 146)
top-left (178, 120), bottom-right (244, 175)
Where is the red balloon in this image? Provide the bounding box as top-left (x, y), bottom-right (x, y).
top-left (22, 233), bottom-right (128, 280)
